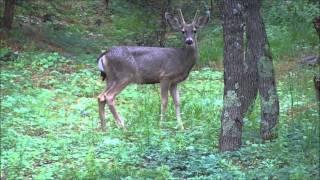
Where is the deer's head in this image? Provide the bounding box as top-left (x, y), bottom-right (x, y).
top-left (165, 9), bottom-right (209, 47)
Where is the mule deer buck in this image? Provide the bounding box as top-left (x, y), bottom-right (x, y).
top-left (97, 9), bottom-right (209, 130)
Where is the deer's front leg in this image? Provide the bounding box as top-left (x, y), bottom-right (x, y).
top-left (170, 83), bottom-right (184, 130)
top-left (160, 81), bottom-right (169, 126)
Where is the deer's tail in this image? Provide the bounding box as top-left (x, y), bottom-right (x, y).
top-left (97, 52), bottom-right (107, 81)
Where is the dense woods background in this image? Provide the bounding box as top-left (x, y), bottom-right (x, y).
top-left (1, 0), bottom-right (319, 179)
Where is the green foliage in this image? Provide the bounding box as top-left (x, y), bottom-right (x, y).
top-left (199, 25), bottom-right (223, 64)
top-left (264, 0), bottom-right (319, 58)
top-left (1, 50), bottom-right (319, 179)
top-left (0, 47), bottom-right (11, 58)
top-left (8, 0), bottom-right (319, 64)
top-left (1, 0), bottom-right (319, 179)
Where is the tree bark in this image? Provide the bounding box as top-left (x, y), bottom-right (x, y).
top-left (219, 0), bottom-right (245, 152)
top-left (239, 6), bottom-right (259, 117)
top-left (219, 0), bottom-right (280, 151)
top-left (244, 0), bottom-right (279, 140)
top-left (313, 16), bottom-right (320, 40)
top-left (98, 0), bottom-right (109, 15)
top-left (3, 0), bottom-right (16, 30)
top-left (102, 0), bottom-right (109, 10)
top-left (158, 0), bottom-right (170, 47)
top-left (314, 75), bottom-right (320, 102)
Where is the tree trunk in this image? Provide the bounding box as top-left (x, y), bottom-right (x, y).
top-left (3, 0), bottom-right (16, 30)
top-left (313, 16), bottom-right (320, 40)
top-left (245, 0), bottom-right (279, 140)
top-left (219, 0), bottom-right (280, 151)
top-left (158, 0), bottom-right (170, 47)
top-left (239, 5), bottom-right (259, 117)
top-left (314, 75), bottom-right (320, 102)
top-left (219, 0), bottom-right (245, 152)
top-left (210, 0), bottom-right (214, 14)
top-left (98, 0), bottom-right (109, 15)
top-left (158, 10), bottom-right (167, 47)
top-left (102, 0), bottom-right (109, 10)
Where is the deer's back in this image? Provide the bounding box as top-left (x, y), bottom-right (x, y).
top-left (105, 46), bottom-right (195, 84)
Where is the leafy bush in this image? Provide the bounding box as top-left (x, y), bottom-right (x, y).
top-left (263, 0), bottom-right (319, 58)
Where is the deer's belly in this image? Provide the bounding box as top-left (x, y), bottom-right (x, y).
top-left (171, 73), bottom-right (190, 84)
top-left (138, 80), bottom-right (160, 84)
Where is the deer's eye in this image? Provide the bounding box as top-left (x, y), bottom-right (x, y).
top-left (193, 30), bottom-right (197, 33)
top-left (181, 30), bottom-right (185, 34)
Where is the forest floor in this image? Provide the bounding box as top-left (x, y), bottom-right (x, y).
top-left (1, 0), bottom-right (319, 179)
top-left (0, 50), bottom-right (319, 179)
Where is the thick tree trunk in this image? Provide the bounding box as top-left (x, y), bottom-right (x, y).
top-left (219, 0), bottom-right (279, 151)
top-left (245, 0), bottom-right (279, 140)
top-left (239, 5), bottom-right (259, 116)
top-left (219, 0), bottom-right (245, 152)
top-left (3, 0), bottom-right (16, 30)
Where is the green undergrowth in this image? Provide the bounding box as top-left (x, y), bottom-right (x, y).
top-left (3, 0), bottom-right (318, 64)
top-left (263, 0), bottom-right (319, 58)
top-left (1, 51), bottom-right (319, 179)
top-left (4, 0), bottom-right (159, 55)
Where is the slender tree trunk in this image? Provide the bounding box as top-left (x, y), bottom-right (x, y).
top-left (3, 0), bottom-right (16, 30)
top-left (313, 16), bottom-right (320, 40)
top-left (98, 0), bottom-right (109, 15)
top-left (219, 0), bottom-right (245, 152)
top-left (158, 0), bottom-right (170, 47)
top-left (313, 17), bottom-right (320, 107)
top-left (314, 75), bottom-right (320, 102)
top-left (245, 0), bottom-right (279, 140)
top-left (158, 8), bottom-right (167, 47)
top-left (210, 0), bottom-right (213, 13)
top-left (105, 0), bottom-right (109, 9)
top-left (102, 0), bottom-right (109, 10)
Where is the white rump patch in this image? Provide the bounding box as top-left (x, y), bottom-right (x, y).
top-left (98, 55), bottom-right (105, 72)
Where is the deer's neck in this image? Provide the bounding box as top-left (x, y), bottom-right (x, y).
top-left (183, 45), bottom-right (198, 63)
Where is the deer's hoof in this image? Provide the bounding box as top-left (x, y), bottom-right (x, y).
top-left (115, 118), bottom-right (126, 129)
top-left (96, 126), bottom-right (107, 132)
top-left (174, 124), bottom-right (185, 131)
top-left (98, 94), bottom-right (106, 102)
top-left (159, 121), bottom-right (164, 129)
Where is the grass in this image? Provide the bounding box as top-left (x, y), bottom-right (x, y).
top-left (0, 51), bottom-right (319, 179)
top-left (1, 0), bottom-right (319, 178)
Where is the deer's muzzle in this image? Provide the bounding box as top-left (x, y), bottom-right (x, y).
top-left (185, 38), bottom-right (194, 45)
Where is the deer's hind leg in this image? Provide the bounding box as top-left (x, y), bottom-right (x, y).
top-left (104, 79), bottom-right (130, 129)
top-left (98, 81), bottom-right (116, 130)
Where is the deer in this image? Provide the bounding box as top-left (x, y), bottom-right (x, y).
top-left (97, 9), bottom-right (209, 131)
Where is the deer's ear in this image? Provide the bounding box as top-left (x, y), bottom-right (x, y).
top-left (165, 12), bottom-right (182, 31)
top-left (194, 15), bottom-right (209, 29)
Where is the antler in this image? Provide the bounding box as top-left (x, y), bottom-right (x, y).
top-left (177, 9), bottom-right (185, 25)
top-left (192, 10), bottom-right (200, 24)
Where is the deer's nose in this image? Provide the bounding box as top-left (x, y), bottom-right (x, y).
top-left (185, 38), bottom-right (193, 45)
